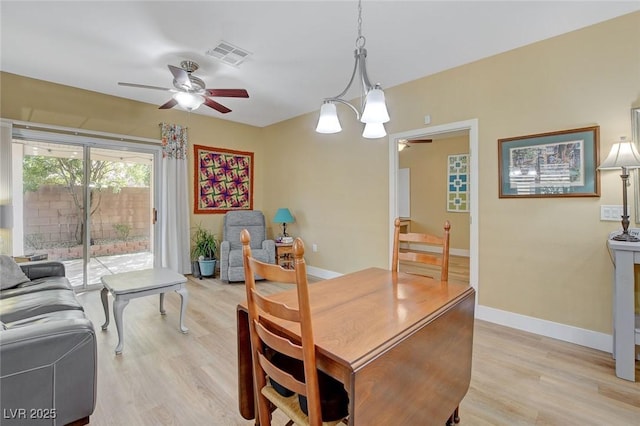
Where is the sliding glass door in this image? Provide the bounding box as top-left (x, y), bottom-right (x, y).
top-left (85, 147), bottom-right (154, 287)
top-left (13, 137), bottom-right (159, 290)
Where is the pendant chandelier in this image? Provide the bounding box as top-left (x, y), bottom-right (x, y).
top-left (315, 0), bottom-right (390, 139)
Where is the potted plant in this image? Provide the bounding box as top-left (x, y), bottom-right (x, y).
top-left (191, 224), bottom-right (218, 278)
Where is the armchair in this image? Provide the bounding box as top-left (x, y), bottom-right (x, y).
top-left (219, 210), bottom-right (275, 282)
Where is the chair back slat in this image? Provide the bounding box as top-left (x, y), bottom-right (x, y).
top-left (397, 232), bottom-right (444, 246)
top-left (258, 352), bottom-right (307, 395)
top-left (392, 217), bottom-right (451, 282)
top-left (252, 288), bottom-right (300, 323)
top-left (254, 319), bottom-right (304, 360)
top-left (248, 255), bottom-right (296, 282)
top-left (398, 250), bottom-right (442, 266)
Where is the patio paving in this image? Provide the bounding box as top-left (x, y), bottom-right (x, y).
top-left (64, 251), bottom-right (154, 288)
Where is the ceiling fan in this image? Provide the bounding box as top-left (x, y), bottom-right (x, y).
top-left (398, 138), bottom-right (432, 151)
top-left (118, 60), bottom-right (249, 113)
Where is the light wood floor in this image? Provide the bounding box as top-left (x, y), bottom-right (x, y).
top-left (77, 262), bottom-right (640, 425)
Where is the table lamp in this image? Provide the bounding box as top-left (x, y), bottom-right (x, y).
top-left (273, 208), bottom-right (294, 240)
top-left (598, 137), bottom-right (640, 241)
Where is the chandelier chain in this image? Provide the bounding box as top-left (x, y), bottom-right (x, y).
top-left (356, 0), bottom-right (365, 48)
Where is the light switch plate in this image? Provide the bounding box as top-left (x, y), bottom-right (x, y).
top-left (600, 205), bottom-right (624, 221)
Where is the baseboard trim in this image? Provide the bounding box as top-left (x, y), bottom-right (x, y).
top-left (306, 266), bottom-right (342, 280)
top-left (476, 304), bottom-right (612, 353)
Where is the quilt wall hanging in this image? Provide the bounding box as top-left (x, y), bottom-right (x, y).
top-left (447, 154), bottom-right (469, 212)
top-left (193, 145), bottom-right (254, 214)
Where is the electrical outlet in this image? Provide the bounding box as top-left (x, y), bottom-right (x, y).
top-left (600, 205), bottom-right (624, 221)
top-left (312, 243), bottom-right (318, 252)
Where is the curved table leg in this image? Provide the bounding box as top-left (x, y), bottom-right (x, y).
top-left (113, 296), bottom-right (129, 355)
top-left (100, 287), bottom-right (110, 330)
top-left (176, 287), bottom-right (189, 334)
top-left (159, 293), bottom-right (166, 315)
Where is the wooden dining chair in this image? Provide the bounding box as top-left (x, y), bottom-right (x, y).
top-left (391, 218), bottom-right (459, 425)
top-left (241, 229), bottom-right (348, 426)
top-left (391, 217), bottom-right (451, 282)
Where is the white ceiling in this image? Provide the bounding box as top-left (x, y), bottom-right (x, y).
top-left (2, 1), bottom-right (638, 128)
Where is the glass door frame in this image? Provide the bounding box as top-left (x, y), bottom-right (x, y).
top-left (10, 121), bottom-right (163, 290)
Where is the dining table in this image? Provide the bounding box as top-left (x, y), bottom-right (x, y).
top-left (236, 267), bottom-right (476, 425)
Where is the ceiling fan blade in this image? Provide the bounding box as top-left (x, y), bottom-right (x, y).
top-left (204, 98), bottom-right (231, 114)
top-left (158, 98), bottom-right (178, 110)
top-left (205, 89), bottom-right (249, 98)
top-left (118, 82), bottom-right (172, 91)
top-left (408, 139), bottom-right (433, 143)
top-left (168, 64), bottom-right (192, 89)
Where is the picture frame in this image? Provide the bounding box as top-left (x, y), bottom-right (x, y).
top-left (193, 145), bottom-right (254, 214)
top-left (498, 126), bottom-right (600, 198)
top-left (630, 107), bottom-right (640, 224)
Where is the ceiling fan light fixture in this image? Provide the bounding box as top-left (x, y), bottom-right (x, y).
top-left (362, 122), bottom-right (386, 139)
top-left (174, 92), bottom-right (204, 111)
top-left (315, 0), bottom-right (389, 137)
top-left (398, 140), bottom-right (409, 151)
top-left (361, 86), bottom-right (390, 124)
top-left (316, 102), bottom-right (342, 134)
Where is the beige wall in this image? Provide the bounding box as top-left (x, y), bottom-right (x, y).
top-left (1, 12), bottom-right (639, 336)
top-left (399, 136), bottom-right (470, 250)
top-left (261, 12), bottom-right (640, 335)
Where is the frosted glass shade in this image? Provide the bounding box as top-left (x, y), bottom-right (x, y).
top-left (174, 92), bottom-right (204, 111)
top-left (316, 102), bottom-right (342, 134)
top-left (362, 122), bottom-right (386, 139)
top-left (360, 88), bottom-right (390, 124)
top-left (599, 138), bottom-right (640, 169)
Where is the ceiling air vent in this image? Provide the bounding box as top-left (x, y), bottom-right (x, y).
top-left (206, 41), bottom-right (251, 67)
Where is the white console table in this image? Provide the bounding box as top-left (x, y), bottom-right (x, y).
top-left (606, 238), bottom-right (640, 381)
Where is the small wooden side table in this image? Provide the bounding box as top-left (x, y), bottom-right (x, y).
top-left (275, 242), bottom-right (294, 269)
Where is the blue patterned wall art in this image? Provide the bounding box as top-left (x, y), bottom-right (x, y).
top-left (447, 154), bottom-right (469, 212)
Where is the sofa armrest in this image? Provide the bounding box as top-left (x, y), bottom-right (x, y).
top-left (0, 318), bottom-right (97, 425)
top-left (220, 240), bottom-right (231, 282)
top-left (19, 261), bottom-right (66, 279)
top-left (262, 239), bottom-right (276, 264)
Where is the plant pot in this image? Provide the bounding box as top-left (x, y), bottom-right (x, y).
top-left (198, 259), bottom-right (216, 277)
top-left (191, 260), bottom-right (201, 279)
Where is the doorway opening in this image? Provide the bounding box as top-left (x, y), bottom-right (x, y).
top-left (388, 119), bottom-right (479, 291)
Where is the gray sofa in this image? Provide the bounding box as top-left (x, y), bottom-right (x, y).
top-left (0, 257), bottom-right (97, 426)
top-left (219, 210), bottom-right (275, 282)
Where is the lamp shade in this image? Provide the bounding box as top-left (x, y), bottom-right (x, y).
top-left (273, 208), bottom-right (294, 224)
top-left (316, 102), bottom-right (342, 134)
top-left (360, 87), bottom-right (390, 124)
top-left (174, 92), bottom-right (205, 111)
top-left (362, 122), bottom-right (387, 139)
top-left (598, 138), bottom-right (640, 170)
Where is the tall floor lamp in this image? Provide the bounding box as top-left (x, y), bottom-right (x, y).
top-left (599, 137), bottom-right (640, 241)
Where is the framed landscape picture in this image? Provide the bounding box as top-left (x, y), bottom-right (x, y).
top-left (498, 126), bottom-right (600, 198)
top-left (193, 145), bottom-right (254, 213)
